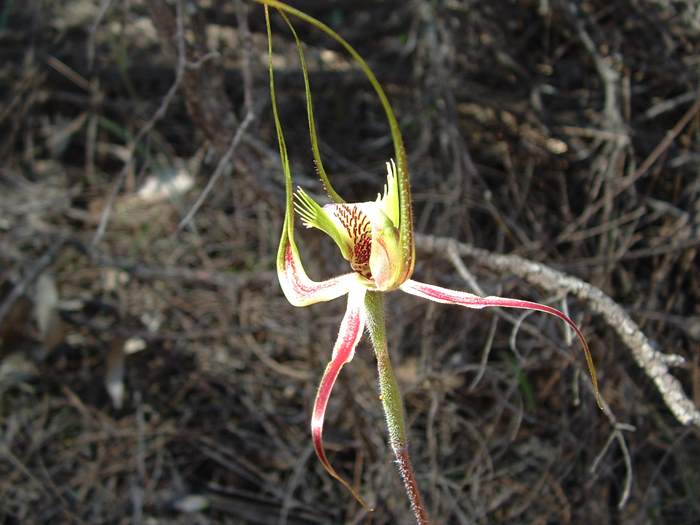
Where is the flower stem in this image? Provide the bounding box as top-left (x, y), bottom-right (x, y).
top-left (364, 291), bottom-right (430, 525)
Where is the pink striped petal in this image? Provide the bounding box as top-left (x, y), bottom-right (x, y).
top-left (311, 287), bottom-right (371, 508)
top-left (279, 243), bottom-right (357, 306)
top-left (400, 279), bottom-right (602, 407)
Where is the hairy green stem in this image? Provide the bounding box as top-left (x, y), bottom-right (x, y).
top-left (364, 291), bottom-right (430, 525)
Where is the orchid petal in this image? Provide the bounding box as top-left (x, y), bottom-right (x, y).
top-left (400, 279), bottom-right (602, 408)
top-left (311, 287), bottom-right (370, 508)
top-left (278, 242), bottom-right (357, 306)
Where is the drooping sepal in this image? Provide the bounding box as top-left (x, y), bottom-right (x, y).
top-left (311, 287), bottom-right (371, 509)
top-left (400, 279), bottom-right (602, 408)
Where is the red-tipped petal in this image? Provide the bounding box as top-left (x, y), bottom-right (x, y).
top-left (400, 279), bottom-right (602, 408)
top-left (279, 243), bottom-right (357, 306)
top-left (311, 287), bottom-right (371, 508)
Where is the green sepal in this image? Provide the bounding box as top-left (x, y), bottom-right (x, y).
top-left (256, 0), bottom-right (415, 283)
top-left (265, 5), bottom-right (299, 277)
top-left (277, 11), bottom-right (344, 204)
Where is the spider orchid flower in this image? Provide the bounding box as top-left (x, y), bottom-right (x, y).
top-left (261, 2), bottom-right (602, 521)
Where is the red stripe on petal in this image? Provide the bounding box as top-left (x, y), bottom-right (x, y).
top-left (401, 279), bottom-right (602, 408)
top-left (400, 279), bottom-right (487, 307)
top-left (310, 287), bottom-right (371, 509)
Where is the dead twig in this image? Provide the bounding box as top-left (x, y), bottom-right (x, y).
top-left (177, 110), bottom-right (255, 231)
top-left (87, 0), bottom-right (115, 70)
top-left (0, 238), bottom-right (67, 327)
top-left (91, 0), bottom-right (188, 247)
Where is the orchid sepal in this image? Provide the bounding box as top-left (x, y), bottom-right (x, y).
top-left (310, 287), bottom-right (371, 509)
top-left (267, 6), bottom-right (356, 308)
top-left (400, 279), bottom-right (603, 408)
top-left (258, 0), bottom-right (415, 289)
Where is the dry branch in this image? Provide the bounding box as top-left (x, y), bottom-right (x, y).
top-left (416, 233), bottom-right (700, 428)
top-left (147, 0), bottom-right (237, 153)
